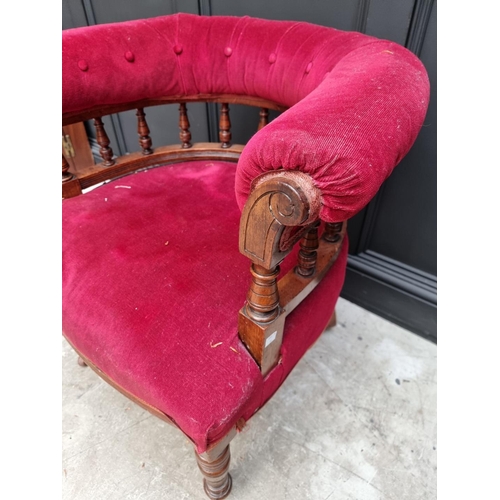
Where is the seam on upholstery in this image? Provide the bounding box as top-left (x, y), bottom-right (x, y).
top-left (175, 14), bottom-right (187, 95)
top-left (226, 16), bottom-right (250, 95)
top-left (265, 22), bottom-right (302, 101)
top-left (329, 38), bottom-right (402, 72)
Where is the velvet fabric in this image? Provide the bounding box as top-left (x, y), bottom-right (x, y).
top-left (62, 14), bottom-right (429, 452)
top-left (63, 13), bottom-right (429, 222)
top-left (62, 161), bottom-right (348, 452)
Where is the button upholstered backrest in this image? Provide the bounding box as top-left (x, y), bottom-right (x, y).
top-left (63, 13), bottom-right (430, 221)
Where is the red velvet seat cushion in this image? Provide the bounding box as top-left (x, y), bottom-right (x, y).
top-left (62, 160), bottom-right (348, 452)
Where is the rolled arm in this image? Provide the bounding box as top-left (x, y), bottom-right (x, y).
top-left (237, 169), bottom-right (347, 376)
top-left (235, 40), bottom-right (430, 222)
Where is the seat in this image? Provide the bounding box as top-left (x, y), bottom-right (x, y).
top-left (62, 13), bottom-right (429, 499)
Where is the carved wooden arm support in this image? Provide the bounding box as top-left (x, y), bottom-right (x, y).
top-left (238, 171), bottom-right (347, 376)
top-left (239, 171), bottom-right (322, 269)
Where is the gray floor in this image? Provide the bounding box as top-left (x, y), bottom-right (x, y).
top-left (62, 298), bottom-right (437, 500)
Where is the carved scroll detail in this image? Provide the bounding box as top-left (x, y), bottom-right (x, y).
top-left (239, 171), bottom-right (322, 270)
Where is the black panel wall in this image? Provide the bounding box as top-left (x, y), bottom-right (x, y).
top-left (63, 0), bottom-right (437, 342)
top-left (342, 0), bottom-right (437, 341)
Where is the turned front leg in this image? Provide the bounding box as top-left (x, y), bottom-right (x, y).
top-left (77, 356), bottom-right (88, 367)
top-left (195, 445), bottom-right (232, 499)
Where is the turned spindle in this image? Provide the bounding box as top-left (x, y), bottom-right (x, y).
top-left (93, 117), bottom-right (115, 166)
top-left (258, 107), bottom-right (269, 131)
top-left (62, 154), bottom-right (73, 183)
top-left (219, 103), bottom-right (231, 148)
top-left (179, 103), bottom-right (192, 148)
top-left (245, 264), bottom-right (280, 323)
top-left (136, 108), bottom-right (152, 155)
top-left (296, 222), bottom-right (320, 277)
top-left (323, 222), bottom-right (343, 243)
top-left (195, 446), bottom-right (232, 500)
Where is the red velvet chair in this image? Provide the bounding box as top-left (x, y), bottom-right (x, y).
top-left (62, 13), bottom-right (429, 499)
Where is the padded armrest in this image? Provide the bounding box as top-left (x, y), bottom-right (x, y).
top-left (235, 41), bottom-right (429, 222)
top-left (63, 13), bottom-right (429, 222)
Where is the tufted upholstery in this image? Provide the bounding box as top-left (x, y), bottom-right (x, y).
top-left (62, 13), bottom-right (429, 222)
top-left (62, 13), bottom-right (430, 462)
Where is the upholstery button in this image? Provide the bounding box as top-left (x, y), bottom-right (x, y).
top-left (268, 53), bottom-right (277, 64)
top-left (124, 51), bottom-right (135, 62)
top-left (305, 62), bottom-right (313, 74)
top-left (224, 47), bottom-right (232, 57)
top-left (77, 60), bottom-right (88, 72)
top-left (173, 44), bottom-right (183, 55)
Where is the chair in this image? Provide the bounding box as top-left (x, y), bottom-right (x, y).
top-left (62, 13), bottom-right (429, 499)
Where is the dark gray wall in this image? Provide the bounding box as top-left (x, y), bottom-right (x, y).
top-left (63, 0), bottom-right (437, 341)
top-left (342, 0), bottom-right (437, 341)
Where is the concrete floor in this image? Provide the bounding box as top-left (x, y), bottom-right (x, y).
top-left (62, 297), bottom-right (437, 500)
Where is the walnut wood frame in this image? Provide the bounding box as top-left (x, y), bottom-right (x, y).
top-left (62, 94), bottom-right (287, 126)
top-left (62, 95), bottom-right (284, 199)
top-left (62, 95), bottom-right (346, 499)
top-left (238, 171), bottom-right (346, 375)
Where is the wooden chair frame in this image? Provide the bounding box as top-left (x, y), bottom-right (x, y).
top-left (62, 96), bottom-right (346, 499)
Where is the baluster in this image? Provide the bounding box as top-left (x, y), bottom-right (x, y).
top-left (245, 264), bottom-right (280, 323)
top-left (136, 108), bottom-right (152, 155)
top-left (62, 154), bottom-right (73, 182)
top-left (296, 222), bottom-right (320, 277)
top-left (93, 117), bottom-right (115, 166)
top-left (219, 103), bottom-right (231, 149)
top-left (323, 222), bottom-right (343, 243)
top-left (178, 103), bottom-right (192, 149)
top-left (258, 107), bottom-right (269, 131)
top-left (239, 262), bottom-right (285, 376)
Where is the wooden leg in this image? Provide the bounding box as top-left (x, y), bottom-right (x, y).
top-left (195, 445), bottom-right (232, 499)
top-left (326, 309), bottom-right (337, 330)
top-left (77, 356), bottom-right (87, 367)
